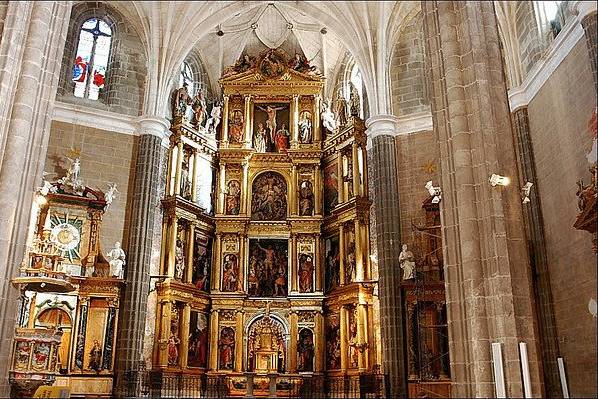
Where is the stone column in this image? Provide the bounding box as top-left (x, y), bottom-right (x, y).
top-left (0, 2), bottom-right (71, 395)
top-left (115, 117), bottom-right (169, 376)
top-left (366, 115), bottom-right (406, 397)
top-left (512, 107), bottom-right (562, 396)
top-left (421, 1), bottom-right (542, 396)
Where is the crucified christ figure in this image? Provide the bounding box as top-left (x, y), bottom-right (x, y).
top-left (257, 105), bottom-right (286, 144)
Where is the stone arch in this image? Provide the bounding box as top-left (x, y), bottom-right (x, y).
top-left (57, 2), bottom-right (147, 116)
top-left (245, 315), bottom-right (288, 372)
top-left (250, 171), bottom-right (288, 221)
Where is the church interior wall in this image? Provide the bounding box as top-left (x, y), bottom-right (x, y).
top-left (390, 12), bottom-right (429, 117)
top-left (56, 2), bottom-right (147, 116)
top-left (525, 38), bottom-right (597, 397)
top-left (0, 1), bottom-right (7, 40)
top-left (394, 130), bottom-right (439, 250)
top-left (44, 120), bottom-right (138, 252)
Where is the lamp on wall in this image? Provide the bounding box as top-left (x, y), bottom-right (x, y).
top-left (489, 174), bottom-right (511, 187)
top-left (425, 180), bottom-right (442, 203)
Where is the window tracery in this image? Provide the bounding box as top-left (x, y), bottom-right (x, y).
top-left (73, 18), bottom-right (112, 100)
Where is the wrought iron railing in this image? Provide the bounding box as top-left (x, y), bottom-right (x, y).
top-left (115, 370), bottom-right (388, 399)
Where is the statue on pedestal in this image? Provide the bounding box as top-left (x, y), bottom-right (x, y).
top-left (349, 81), bottom-right (360, 117)
top-left (205, 102), bottom-right (222, 135)
top-left (399, 244), bottom-right (416, 280)
top-left (172, 82), bottom-right (192, 119)
top-left (321, 100), bottom-right (337, 136)
top-left (191, 89), bottom-right (207, 129)
top-left (334, 90), bottom-right (348, 128)
top-left (107, 242), bottom-right (126, 279)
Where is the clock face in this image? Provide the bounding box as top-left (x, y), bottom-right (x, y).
top-left (49, 212), bottom-right (83, 263)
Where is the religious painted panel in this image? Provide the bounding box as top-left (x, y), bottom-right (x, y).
top-left (298, 180), bottom-right (314, 216)
top-left (248, 239), bottom-right (288, 297)
top-left (253, 103), bottom-right (290, 153)
top-left (167, 303), bottom-right (182, 366)
top-left (251, 172), bottom-right (287, 221)
top-left (344, 224), bottom-right (356, 284)
top-left (228, 96), bottom-right (244, 144)
top-left (225, 180), bottom-right (241, 215)
top-left (219, 326), bottom-right (235, 370)
top-left (192, 234), bottom-right (212, 292)
top-left (297, 328), bottom-right (314, 372)
top-left (348, 306), bottom-right (358, 369)
top-left (323, 162), bottom-right (339, 215)
top-left (324, 235), bottom-right (340, 292)
top-left (297, 238), bottom-right (314, 293)
top-left (188, 311), bottom-right (209, 368)
top-left (221, 235), bottom-right (240, 292)
top-left (325, 313), bottom-right (341, 370)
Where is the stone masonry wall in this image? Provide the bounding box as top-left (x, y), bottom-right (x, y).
top-left (57, 2), bottom-right (146, 116)
top-left (527, 39), bottom-right (597, 397)
top-left (516, 1), bottom-right (545, 76)
top-left (394, 130), bottom-right (439, 251)
top-left (45, 121), bottom-right (138, 252)
top-left (390, 12), bottom-right (429, 116)
top-left (0, 1), bottom-right (7, 41)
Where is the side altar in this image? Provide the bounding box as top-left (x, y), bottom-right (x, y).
top-left (9, 155), bottom-right (124, 397)
top-left (151, 49), bottom-right (380, 396)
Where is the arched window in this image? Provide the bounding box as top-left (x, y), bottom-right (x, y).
top-left (180, 62), bottom-right (195, 95)
top-left (349, 64), bottom-right (364, 118)
top-left (73, 18), bottom-right (112, 100)
top-left (534, 1), bottom-right (566, 41)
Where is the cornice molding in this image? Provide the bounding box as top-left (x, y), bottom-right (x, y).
top-left (508, 16), bottom-right (585, 111)
top-left (52, 101), bottom-right (138, 135)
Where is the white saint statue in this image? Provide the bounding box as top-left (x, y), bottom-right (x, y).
top-left (107, 241), bottom-right (126, 279)
top-left (67, 157), bottom-right (81, 183)
top-left (321, 100), bottom-right (337, 135)
top-left (399, 244), bottom-right (416, 280)
top-left (205, 103), bottom-right (222, 135)
top-left (105, 183), bottom-right (118, 205)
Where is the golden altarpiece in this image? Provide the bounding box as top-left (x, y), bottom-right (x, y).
top-left (9, 159), bottom-right (123, 397)
top-left (153, 49), bottom-right (379, 395)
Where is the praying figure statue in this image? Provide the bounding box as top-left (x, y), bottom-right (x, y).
top-left (399, 244), bottom-right (416, 280)
top-left (107, 241), bottom-right (126, 279)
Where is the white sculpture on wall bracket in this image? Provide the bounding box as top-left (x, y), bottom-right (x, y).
top-left (107, 241), bottom-right (126, 279)
top-left (105, 183), bottom-right (118, 206)
top-left (399, 244), bottom-right (416, 280)
top-left (321, 99), bottom-right (337, 135)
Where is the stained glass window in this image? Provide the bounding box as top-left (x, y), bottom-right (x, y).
top-left (73, 18), bottom-right (112, 100)
top-left (180, 62), bottom-right (195, 95)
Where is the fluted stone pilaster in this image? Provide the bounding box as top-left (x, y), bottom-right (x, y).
top-left (115, 118), bottom-right (168, 383)
top-left (512, 107), bottom-right (561, 397)
top-left (0, 2), bottom-right (71, 395)
top-left (367, 115), bottom-right (407, 398)
top-left (422, 1), bottom-right (543, 396)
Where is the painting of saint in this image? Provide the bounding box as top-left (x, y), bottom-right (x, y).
top-left (192, 235), bottom-right (211, 291)
top-left (219, 327), bottom-right (235, 370)
top-left (168, 333), bottom-right (180, 366)
top-left (88, 340), bottom-right (102, 371)
top-left (326, 317), bottom-right (341, 370)
top-left (248, 239), bottom-right (288, 297)
top-left (225, 180), bottom-right (241, 215)
top-left (297, 329), bottom-right (314, 372)
top-left (344, 227), bottom-right (356, 284)
top-left (229, 109), bottom-right (244, 143)
top-left (254, 122), bottom-right (267, 153)
top-left (325, 236), bottom-right (340, 292)
top-left (221, 253), bottom-right (239, 292)
top-left (298, 253), bottom-right (314, 293)
top-left (298, 111), bottom-right (312, 144)
top-left (251, 172), bottom-right (287, 221)
top-left (324, 162), bottom-right (339, 215)
top-left (299, 180), bottom-right (314, 216)
top-left (254, 104), bottom-right (289, 152)
top-left (188, 312), bottom-right (209, 368)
